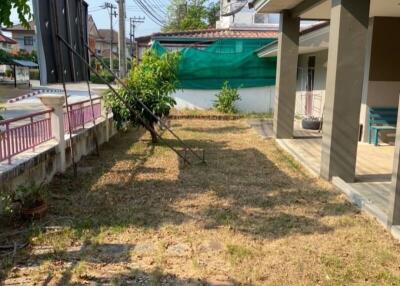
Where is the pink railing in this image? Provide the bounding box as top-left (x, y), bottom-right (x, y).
top-left (64, 98), bottom-right (102, 132)
top-left (0, 110), bottom-right (53, 164)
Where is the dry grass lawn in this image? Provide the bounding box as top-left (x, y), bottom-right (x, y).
top-left (2, 119), bottom-right (400, 285)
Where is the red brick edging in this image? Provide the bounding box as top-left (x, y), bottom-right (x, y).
top-left (169, 114), bottom-right (242, 120)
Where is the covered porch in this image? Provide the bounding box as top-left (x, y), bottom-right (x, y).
top-left (278, 123), bottom-right (394, 226)
top-left (253, 0), bottom-right (400, 237)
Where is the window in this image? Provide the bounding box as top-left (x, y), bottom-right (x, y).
top-left (254, 13), bottom-right (280, 24)
top-left (254, 13), bottom-right (268, 24)
top-left (24, 36), bottom-right (33, 46)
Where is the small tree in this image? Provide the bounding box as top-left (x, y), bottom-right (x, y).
top-left (214, 81), bottom-right (241, 113)
top-left (106, 50), bottom-right (180, 143)
top-left (0, 0), bottom-right (31, 28)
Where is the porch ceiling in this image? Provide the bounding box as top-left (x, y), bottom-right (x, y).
top-left (253, 0), bottom-right (303, 13)
top-left (258, 23), bottom-right (329, 58)
top-left (255, 0), bottom-right (400, 19)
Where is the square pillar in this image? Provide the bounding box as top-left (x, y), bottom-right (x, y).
top-left (38, 94), bottom-right (67, 172)
top-left (388, 96), bottom-right (400, 226)
top-left (273, 11), bottom-right (300, 139)
top-left (320, 0), bottom-right (370, 182)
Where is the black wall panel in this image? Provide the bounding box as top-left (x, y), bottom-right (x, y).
top-left (34, 0), bottom-right (89, 84)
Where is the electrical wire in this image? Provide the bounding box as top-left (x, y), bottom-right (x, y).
top-left (132, 0), bottom-right (165, 26)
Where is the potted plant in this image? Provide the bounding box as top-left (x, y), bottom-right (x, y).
top-left (302, 116), bottom-right (322, 130)
top-left (13, 182), bottom-right (48, 220)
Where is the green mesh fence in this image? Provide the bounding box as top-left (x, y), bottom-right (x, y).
top-left (152, 39), bottom-right (277, 90)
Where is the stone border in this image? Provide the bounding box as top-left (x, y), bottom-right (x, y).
top-left (7, 89), bottom-right (63, 103)
top-left (169, 114), bottom-right (242, 120)
top-left (332, 176), bottom-right (389, 229)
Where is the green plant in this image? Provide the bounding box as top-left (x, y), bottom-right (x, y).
top-left (0, 0), bottom-right (31, 28)
top-left (0, 192), bottom-right (13, 216)
top-left (13, 182), bottom-right (47, 209)
top-left (214, 81), bottom-right (241, 113)
top-left (5, 69), bottom-right (12, 78)
top-left (105, 49), bottom-right (180, 143)
top-left (29, 69), bottom-right (40, 80)
top-left (0, 106), bottom-right (5, 120)
top-left (91, 70), bottom-right (115, 84)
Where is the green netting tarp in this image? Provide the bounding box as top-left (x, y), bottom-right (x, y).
top-left (152, 39), bottom-right (277, 90)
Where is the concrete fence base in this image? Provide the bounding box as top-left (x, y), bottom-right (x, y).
top-left (0, 116), bottom-right (117, 195)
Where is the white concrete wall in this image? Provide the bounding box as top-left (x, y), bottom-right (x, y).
top-left (172, 86), bottom-right (275, 113)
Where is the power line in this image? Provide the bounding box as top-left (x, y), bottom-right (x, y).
top-left (132, 0), bottom-right (165, 26)
top-left (147, 0), bottom-right (168, 16)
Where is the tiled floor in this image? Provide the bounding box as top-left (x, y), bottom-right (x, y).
top-left (251, 119), bottom-right (395, 217)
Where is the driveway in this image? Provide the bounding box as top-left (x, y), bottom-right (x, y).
top-left (0, 81), bottom-right (111, 120)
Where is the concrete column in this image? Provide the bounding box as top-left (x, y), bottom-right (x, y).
top-left (389, 96), bottom-right (400, 226)
top-left (273, 11), bottom-right (300, 139)
top-left (320, 0), bottom-right (370, 182)
top-left (38, 94), bottom-right (67, 172)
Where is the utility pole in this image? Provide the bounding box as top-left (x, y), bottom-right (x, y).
top-left (177, 3), bottom-right (187, 28)
top-left (102, 2), bottom-right (117, 71)
top-left (129, 17), bottom-right (145, 62)
top-left (117, 0), bottom-right (127, 77)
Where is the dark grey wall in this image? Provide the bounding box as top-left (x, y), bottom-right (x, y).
top-left (369, 17), bottom-right (400, 81)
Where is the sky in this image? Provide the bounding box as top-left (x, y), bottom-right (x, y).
top-left (10, 0), bottom-right (172, 37)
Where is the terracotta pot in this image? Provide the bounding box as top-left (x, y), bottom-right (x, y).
top-left (21, 201), bottom-right (48, 220)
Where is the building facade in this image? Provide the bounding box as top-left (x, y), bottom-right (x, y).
top-left (253, 0), bottom-right (400, 239)
top-left (3, 21), bottom-right (36, 53)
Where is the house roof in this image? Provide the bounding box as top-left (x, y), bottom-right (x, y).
top-left (11, 59), bottom-right (38, 67)
top-left (97, 29), bottom-right (119, 44)
top-left (0, 34), bottom-right (17, 44)
top-left (3, 21), bottom-right (35, 33)
top-left (151, 28), bottom-right (278, 41)
top-left (96, 29), bottom-right (130, 44)
top-left (88, 15), bottom-right (100, 38)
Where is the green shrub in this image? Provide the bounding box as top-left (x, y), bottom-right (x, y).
top-left (29, 69), bottom-right (40, 80)
top-left (90, 70), bottom-right (115, 84)
top-left (214, 81), bottom-right (241, 113)
top-left (14, 182), bottom-right (47, 209)
top-left (105, 50), bottom-right (180, 143)
top-left (5, 69), bottom-right (12, 78)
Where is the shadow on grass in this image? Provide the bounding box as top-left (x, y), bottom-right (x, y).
top-left (181, 125), bottom-right (249, 134)
top-left (0, 121), bottom-right (358, 283)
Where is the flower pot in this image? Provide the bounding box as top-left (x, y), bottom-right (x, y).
top-left (302, 118), bottom-right (322, 130)
top-left (21, 200), bottom-right (48, 220)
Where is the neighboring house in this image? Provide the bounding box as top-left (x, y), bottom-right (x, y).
top-left (96, 29), bottom-right (119, 59)
top-left (3, 21), bottom-right (36, 53)
top-left (4, 18), bottom-right (131, 62)
top-left (137, 29), bottom-right (278, 113)
top-left (135, 28), bottom-right (277, 60)
top-left (217, 0), bottom-right (279, 30)
top-left (0, 32), bottom-right (17, 78)
top-left (253, 0), bottom-right (400, 239)
top-left (0, 32), bottom-right (17, 53)
top-left (88, 15), bottom-right (101, 55)
top-left (94, 29), bottom-right (132, 60)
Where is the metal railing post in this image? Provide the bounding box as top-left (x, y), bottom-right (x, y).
top-left (6, 123), bottom-right (11, 164)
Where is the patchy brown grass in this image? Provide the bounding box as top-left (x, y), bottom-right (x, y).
top-left (2, 119), bottom-right (400, 285)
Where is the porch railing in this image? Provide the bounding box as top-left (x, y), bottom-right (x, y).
top-left (64, 98), bottom-right (102, 132)
top-left (0, 110), bottom-right (53, 164)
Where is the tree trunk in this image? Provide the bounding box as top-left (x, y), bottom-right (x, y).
top-left (149, 125), bottom-right (158, 143)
